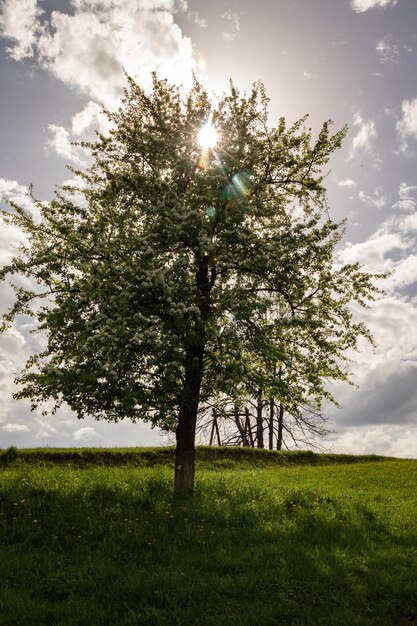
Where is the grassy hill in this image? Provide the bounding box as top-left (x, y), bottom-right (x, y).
top-left (0, 444), bottom-right (397, 467)
top-left (0, 447), bottom-right (416, 625)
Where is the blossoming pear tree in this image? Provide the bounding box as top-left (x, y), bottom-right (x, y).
top-left (0, 74), bottom-right (382, 496)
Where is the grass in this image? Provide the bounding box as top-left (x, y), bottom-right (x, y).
top-left (0, 448), bottom-right (416, 625)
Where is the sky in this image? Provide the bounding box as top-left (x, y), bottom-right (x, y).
top-left (1, 0), bottom-right (417, 456)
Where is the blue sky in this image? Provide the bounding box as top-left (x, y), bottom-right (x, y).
top-left (1, 0), bottom-right (417, 455)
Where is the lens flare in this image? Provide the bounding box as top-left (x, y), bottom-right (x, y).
top-left (197, 119), bottom-right (218, 149)
top-left (222, 170), bottom-right (253, 207)
top-left (206, 206), bottom-right (217, 221)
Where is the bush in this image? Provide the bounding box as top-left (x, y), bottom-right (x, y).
top-left (1, 446), bottom-right (19, 463)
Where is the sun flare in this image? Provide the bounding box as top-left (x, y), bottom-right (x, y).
top-left (197, 119), bottom-right (218, 149)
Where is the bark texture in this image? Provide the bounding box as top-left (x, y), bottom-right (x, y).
top-left (256, 388), bottom-right (264, 449)
top-left (174, 254), bottom-right (213, 497)
top-left (277, 403), bottom-right (284, 450)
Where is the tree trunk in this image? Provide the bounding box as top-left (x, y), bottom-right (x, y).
top-left (174, 336), bottom-right (204, 497)
top-left (244, 407), bottom-right (255, 447)
top-left (277, 403), bottom-right (284, 450)
top-left (210, 408), bottom-right (221, 446)
top-left (174, 254), bottom-right (213, 497)
top-left (268, 396), bottom-right (274, 450)
top-left (234, 405), bottom-right (249, 446)
top-left (256, 388), bottom-right (264, 449)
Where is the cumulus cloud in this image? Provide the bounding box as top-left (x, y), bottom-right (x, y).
top-left (335, 183), bottom-right (417, 434)
top-left (0, 177), bottom-right (40, 219)
top-left (47, 124), bottom-right (88, 165)
top-left (0, 180), bottom-right (42, 322)
top-left (0, 325), bottom-right (33, 428)
top-left (358, 187), bottom-right (387, 209)
top-left (47, 103), bottom-right (113, 164)
top-left (340, 182), bottom-right (417, 287)
top-left (71, 101), bottom-right (106, 136)
top-left (349, 113), bottom-right (377, 159)
top-left (0, 0), bottom-right (197, 162)
top-left (393, 183), bottom-right (417, 212)
top-left (0, 0), bottom-right (196, 107)
top-left (74, 426), bottom-right (96, 441)
top-left (0, 0), bottom-right (43, 60)
top-left (350, 0), bottom-right (397, 12)
top-left (396, 97), bottom-right (417, 154)
top-left (328, 424), bottom-right (417, 458)
top-left (2, 423), bottom-right (30, 432)
top-left (323, 288), bottom-right (417, 445)
top-left (0, 179), bottom-right (50, 434)
top-left (341, 232), bottom-right (403, 275)
top-left (332, 359), bottom-right (417, 428)
top-left (338, 179), bottom-right (356, 188)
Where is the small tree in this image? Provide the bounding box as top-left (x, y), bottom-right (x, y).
top-left (197, 208), bottom-right (380, 451)
top-left (0, 75), bottom-right (381, 496)
top-left (196, 396), bottom-right (330, 450)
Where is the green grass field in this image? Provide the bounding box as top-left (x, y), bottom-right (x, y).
top-left (0, 447), bottom-right (416, 625)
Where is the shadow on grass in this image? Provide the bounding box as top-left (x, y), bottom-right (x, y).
top-left (0, 477), bottom-right (416, 625)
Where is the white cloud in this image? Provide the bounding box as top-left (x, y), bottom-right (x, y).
top-left (396, 97), bottom-right (417, 154)
top-left (375, 36), bottom-right (399, 65)
top-left (376, 36), bottom-right (412, 65)
top-left (0, 179), bottom-right (43, 276)
top-left (395, 212), bottom-right (417, 238)
top-left (0, 326), bottom-right (26, 356)
top-left (172, 0), bottom-right (188, 11)
top-left (2, 423), bottom-right (30, 432)
top-left (341, 232), bottom-right (403, 272)
top-left (188, 11), bottom-right (207, 29)
top-left (74, 426), bottom-right (96, 441)
top-left (358, 187), bottom-right (387, 209)
top-left (349, 113), bottom-right (377, 159)
top-left (387, 254), bottom-right (417, 290)
top-left (47, 124), bottom-right (88, 165)
top-left (392, 183), bottom-right (417, 213)
top-left (47, 103), bottom-right (112, 165)
top-left (309, 178), bottom-right (417, 439)
top-left (1, 1), bottom-right (198, 172)
top-left (0, 0), bottom-right (196, 107)
top-left (324, 292), bottom-right (417, 439)
top-left (0, 0), bottom-right (43, 61)
top-left (71, 101), bottom-right (104, 136)
top-left (35, 419), bottom-right (58, 439)
top-left (350, 0), bottom-right (397, 12)
top-left (0, 177), bottom-right (40, 218)
top-left (0, 325), bottom-right (34, 426)
top-left (221, 11), bottom-right (240, 42)
top-left (328, 424), bottom-right (417, 458)
top-left (338, 179), bottom-right (356, 188)
top-left (37, 8), bottom-right (125, 106)
top-left (339, 182), bottom-right (417, 292)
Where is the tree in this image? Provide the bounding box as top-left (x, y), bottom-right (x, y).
top-left (196, 398), bottom-right (329, 450)
top-left (0, 74), bottom-right (382, 496)
top-left (196, 204), bottom-right (380, 451)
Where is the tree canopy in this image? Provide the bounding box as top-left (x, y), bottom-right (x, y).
top-left (0, 74), bottom-right (383, 495)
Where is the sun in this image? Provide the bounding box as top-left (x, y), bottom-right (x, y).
top-left (197, 118), bottom-right (218, 149)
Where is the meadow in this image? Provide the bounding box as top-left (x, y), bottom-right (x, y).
top-left (0, 447), bottom-right (416, 625)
